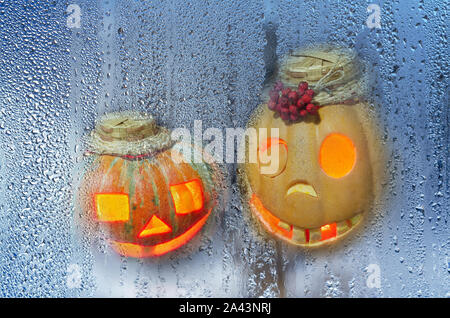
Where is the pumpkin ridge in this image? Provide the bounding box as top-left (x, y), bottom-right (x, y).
top-left (159, 153), bottom-right (177, 234)
top-left (145, 162), bottom-right (160, 208)
top-left (146, 156), bottom-right (176, 236)
top-left (161, 151), bottom-right (186, 234)
top-left (125, 161), bottom-right (138, 234)
top-left (126, 160), bottom-right (137, 200)
top-left (145, 159), bottom-right (161, 200)
top-left (166, 152), bottom-right (194, 229)
top-left (143, 160), bottom-right (164, 236)
top-left (132, 160), bottom-right (146, 211)
top-left (134, 160), bottom-right (155, 234)
top-left (116, 158), bottom-right (128, 192)
top-left (98, 156), bottom-right (120, 190)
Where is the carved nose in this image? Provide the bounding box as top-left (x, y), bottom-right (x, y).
top-left (138, 215), bottom-right (172, 238)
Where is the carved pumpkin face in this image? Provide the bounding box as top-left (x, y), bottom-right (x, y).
top-left (79, 112), bottom-right (217, 257)
top-left (244, 103), bottom-right (379, 246)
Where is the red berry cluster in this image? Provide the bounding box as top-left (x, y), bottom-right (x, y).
top-left (268, 81), bottom-right (320, 122)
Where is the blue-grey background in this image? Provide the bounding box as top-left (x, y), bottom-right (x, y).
top-left (0, 0), bottom-right (448, 297)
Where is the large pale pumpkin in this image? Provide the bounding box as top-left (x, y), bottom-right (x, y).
top-left (241, 46), bottom-right (384, 247)
top-left (79, 111), bottom-right (217, 257)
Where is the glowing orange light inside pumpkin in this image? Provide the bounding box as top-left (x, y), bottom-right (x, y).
top-left (138, 215), bottom-right (172, 238)
top-left (319, 133), bottom-right (356, 178)
top-left (170, 179), bottom-right (204, 215)
top-left (320, 223), bottom-right (337, 241)
top-left (250, 194), bottom-right (293, 239)
top-left (95, 193), bottom-right (130, 222)
top-left (110, 209), bottom-right (212, 257)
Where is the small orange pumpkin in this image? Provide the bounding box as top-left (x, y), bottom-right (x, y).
top-left (79, 111), bottom-right (218, 257)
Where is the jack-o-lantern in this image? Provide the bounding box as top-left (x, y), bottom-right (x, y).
top-left (79, 111), bottom-right (218, 257)
top-left (241, 46), bottom-right (384, 247)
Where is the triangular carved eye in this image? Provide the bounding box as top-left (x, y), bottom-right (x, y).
top-left (138, 215), bottom-right (172, 238)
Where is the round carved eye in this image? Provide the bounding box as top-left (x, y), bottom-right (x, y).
top-left (258, 138), bottom-right (288, 178)
top-left (319, 133), bottom-right (356, 178)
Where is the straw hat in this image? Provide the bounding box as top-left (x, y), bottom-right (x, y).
top-left (87, 111), bottom-right (174, 157)
top-left (279, 46), bottom-right (368, 106)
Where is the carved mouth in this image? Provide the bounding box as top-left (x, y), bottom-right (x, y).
top-left (250, 194), bottom-right (362, 246)
top-left (286, 182), bottom-right (318, 198)
top-left (109, 209), bottom-right (211, 258)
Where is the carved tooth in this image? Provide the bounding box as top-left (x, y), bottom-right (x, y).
top-left (309, 228), bottom-right (322, 243)
top-left (292, 227), bottom-right (306, 244)
top-left (277, 221), bottom-right (291, 232)
top-left (336, 220), bottom-right (350, 235)
top-left (349, 214), bottom-right (362, 227)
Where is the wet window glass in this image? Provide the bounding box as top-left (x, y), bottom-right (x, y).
top-left (0, 0), bottom-right (447, 297)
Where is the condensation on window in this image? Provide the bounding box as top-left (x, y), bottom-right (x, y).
top-left (0, 0), bottom-right (447, 297)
